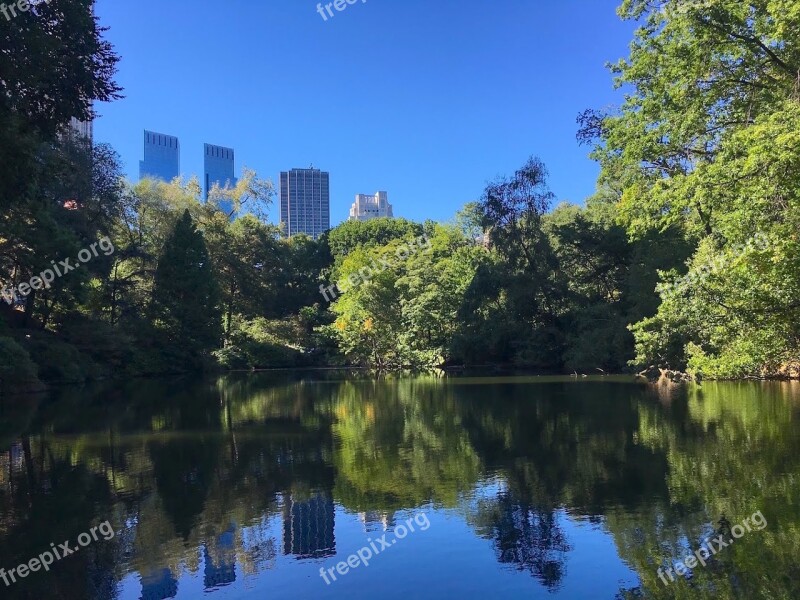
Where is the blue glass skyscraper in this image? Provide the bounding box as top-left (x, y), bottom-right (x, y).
top-left (204, 144), bottom-right (236, 214)
top-left (139, 130), bottom-right (180, 181)
top-left (204, 144), bottom-right (236, 200)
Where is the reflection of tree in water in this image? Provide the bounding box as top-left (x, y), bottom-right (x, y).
top-left (148, 437), bottom-right (223, 541)
top-left (3, 375), bottom-right (799, 599)
top-left (477, 493), bottom-right (571, 590)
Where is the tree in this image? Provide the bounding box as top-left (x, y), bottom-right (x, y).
top-left (580, 0), bottom-right (800, 377)
top-left (152, 210), bottom-right (221, 359)
top-left (579, 0), bottom-right (800, 238)
top-left (0, 0), bottom-right (121, 331)
top-left (0, 0), bottom-right (121, 138)
top-left (478, 156), bottom-right (556, 276)
top-left (398, 225), bottom-right (487, 365)
top-left (470, 157), bottom-right (568, 368)
top-left (325, 218), bottom-right (424, 267)
top-left (204, 215), bottom-right (283, 341)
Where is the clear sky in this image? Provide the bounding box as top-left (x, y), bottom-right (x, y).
top-left (93, 0), bottom-right (635, 227)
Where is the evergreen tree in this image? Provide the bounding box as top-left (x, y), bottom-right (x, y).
top-left (152, 210), bottom-right (221, 358)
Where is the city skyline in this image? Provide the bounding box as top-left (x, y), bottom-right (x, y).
top-left (136, 126), bottom-right (391, 229)
top-left (93, 0), bottom-right (634, 230)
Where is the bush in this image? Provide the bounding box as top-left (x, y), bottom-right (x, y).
top-left (23, 334), bottom-right (90, 383)
top-left (0, 336), bottom-right (42, 393)
top-left (214, 317), bottom-right (318, 369)
top-left (56, 315), bottom-right (134, 375)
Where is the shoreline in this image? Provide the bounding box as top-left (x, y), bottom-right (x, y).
top-left (4, 365), bottom-right (800, 399)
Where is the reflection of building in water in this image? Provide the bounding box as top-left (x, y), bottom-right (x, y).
top-left (358, 510), bottom-right (395, 533)
top-left (0, 451), bottom-right (8, 492)
top-left (10, 442), bottom-right (24, 471)
top-left (283, 492), bottom-right (335, 558)
top-left (203, 525), bottom-right (237, 589)
top-left (0, 444), bottom-right (24, 496)
top-left (140, 567), bottom-right (178, 600)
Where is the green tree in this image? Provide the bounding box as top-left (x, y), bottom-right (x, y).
top-left (471, 157), bottom-right (568, 368)
top-left (0, 0), bottom-right (121, 137)
top-left (581, 0), bottom-right (800, 377)
top-left (152, 210), bottom-right (221, 360)
top-left (399, 225), bottom-right (487, 366)
top-left (325, 217), bottom-right (423, 267)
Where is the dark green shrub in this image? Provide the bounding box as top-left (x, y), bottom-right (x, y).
top-left (0, 336), bottom-right (42, 392)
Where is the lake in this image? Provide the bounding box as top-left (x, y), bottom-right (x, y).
top-left (0, 373), bottom-right (798, 599)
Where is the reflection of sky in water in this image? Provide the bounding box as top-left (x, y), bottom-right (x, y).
top-left (1, 375), bottom-right (798, 599)
top-left (112, 485), bottom-right (639, 599)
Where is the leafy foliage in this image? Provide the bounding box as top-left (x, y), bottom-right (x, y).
top-left (152, 210), bottom-right (221, 359)
top-left (580, 0), bottom-right (800, 378)
top-left (2, 0), bottom-right (798, 383)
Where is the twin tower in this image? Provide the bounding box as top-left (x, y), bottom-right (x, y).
top-left (138, 130), bottom-right (236, 202)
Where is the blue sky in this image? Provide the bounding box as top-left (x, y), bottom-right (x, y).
top-left (93, 0), bottom-right (635, 227)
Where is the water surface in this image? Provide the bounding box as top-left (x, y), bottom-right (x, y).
top-left (1, 373), bottom-right (798, 599)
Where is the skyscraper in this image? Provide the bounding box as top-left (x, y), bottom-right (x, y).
top-left (64, 3), bottom-right (95, 145)
top-left (139, 130), bottom-right (180, 182)
top-left (203, 526), bottom-right (237, 589)
top-left (282, 492), bottom-right (336, 559)
top-left (68, 117), bottom-right (93, 142)
top-left (349, 191), bottom-right (393, 221)
top-left (204, 143), bottom-right (237, 201)
top-left (280, 168), bottom-right (330, 239)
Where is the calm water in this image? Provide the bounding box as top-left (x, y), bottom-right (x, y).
top-left (0, 373), bottom-right (799, 599)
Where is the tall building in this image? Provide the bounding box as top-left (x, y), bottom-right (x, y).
top-left (279, 168), bottom-right (330, 239)
top-left (204, 143), bottom-right (237, 201)
top-left (139, 130), bottom-right (180, 182)
top-left (68, 117), bottom-right (93, 142)
top-left (203, 526), bottom-right (237, 589)
top-left (64, 2), bottom-right (95, 144)
top-left (349, 191), bottom-right (393, 221)
top-left (282, 492), bottom-right (336, 559)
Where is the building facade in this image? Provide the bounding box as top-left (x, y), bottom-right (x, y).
top-left (68, 117), bottom-right (93, 142)
top-left (282, 492), bottom-right (336, 559)
top-left (204, 144), bottom-right (236, 199)
top-left (139, 130), bottom-right (180, 182)
top-left (279, 168), bottom-right (330, 239)
top-left (348, 191), bottom-right (393, 221)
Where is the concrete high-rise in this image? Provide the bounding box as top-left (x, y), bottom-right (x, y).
top-left (280, 168), bottom-right (330, 239)
top-left (139, 130), bottom-right (180, 182)
top-left (68, 117), bottom-right (93, 142)
top-left (204, 144), bottom-right (236, 200)
top-left (349, 191), bottom-right (393, 222)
